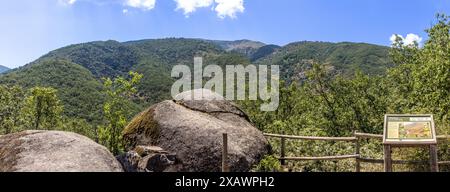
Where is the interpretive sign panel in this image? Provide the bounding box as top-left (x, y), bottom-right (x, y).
top-left (383, 114), bottom-right (437, 145)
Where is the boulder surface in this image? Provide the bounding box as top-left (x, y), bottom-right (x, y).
top-left (0, 130), bottom-right (123, 172)
top-left (123, 89), bottom-right (271, 172)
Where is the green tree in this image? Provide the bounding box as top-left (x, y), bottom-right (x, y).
top-left (22, 87), bottom-right (63, 130)
top-left (59, 117), bottom-right (96, 140)
top-left (388, 14), bottom-right (450, 131)
top-left (98, 71), bottom-right (143, 155)
top-left (0, 85), bottom-right (25, 134)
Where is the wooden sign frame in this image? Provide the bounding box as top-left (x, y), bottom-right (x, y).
top-left (383, 114), bottom-right (437, 145)
top-left (382, 114), bottom-right (439, 172)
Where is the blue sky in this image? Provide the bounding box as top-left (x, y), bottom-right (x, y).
top-left (1, 0), bottom-right (449, 68)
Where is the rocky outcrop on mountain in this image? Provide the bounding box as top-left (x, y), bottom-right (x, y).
top-left (123, 89), bottom-right (271, 172)
top-left (0, 130), bottom-right (123, 172)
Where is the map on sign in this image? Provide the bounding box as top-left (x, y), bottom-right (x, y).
top-left (383, 115), bottom-right (436, 144)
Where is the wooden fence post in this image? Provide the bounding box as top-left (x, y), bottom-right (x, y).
top-left (222, 133), bottom-right (229, 172)
top-left (354, 131), bottom-right (361, 172)
top-left (280, 136), bottom-right (286, 166)
top-left (384, 145), bottom-right (392, 172)
top-left (429, 144), bottom-right (439, 172)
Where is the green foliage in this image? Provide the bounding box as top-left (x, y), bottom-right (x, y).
top-left (0, 85), bottom-right (25, 134)
top-left (0, 59), bottom-right (105, 125)
top-left (0, 85), bottom-right (98, 138)
top-left (39, 40), bottom-right (140, 78)
top-left (0, 38), bottom-right (390, 135)
top-left (241, 14), bottom-right (450, 172)
top-left (257, 41), bottom-right (393, 83)
top-left (388, 14), bottom-right (450, 130)
top-left (253, 155), bottom-right (282, 172)
top-left (59, 117), bottom-right (96, 140)
top-left (22, 87), bottom-right (63, 130)
top-left (250, 45), bottom-right (280, 62)
top-left (98, 71), bottom-right (143, 155)
top-left (0, 30), bottom-right (447, 172)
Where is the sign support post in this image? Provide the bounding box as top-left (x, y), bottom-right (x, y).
top-left (429, 144), bottom-right (439, 172)
top-left (383, 145), bottom-right (392, 172)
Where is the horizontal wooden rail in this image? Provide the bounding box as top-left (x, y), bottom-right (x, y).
top-left (359, 158), bottom-right (429, 165)
top-left (358, 158), bottom-right (383, 164)
top-left (264, 132), bottom-right (450, 172)
top-left (354, 132), bottom-right (383, 139)
top-left (263, 133), bottom-right (357, 142)
top-left (437, 135), bottom-right (450, 140)
top-left (438, 161), bottom-right (450, 165)
top-left (280, 154), bottom-right (360, 161)
top-left (355, 133), bottom-right (449, 140)
top-left (265, 133), bottom-right (449, 141)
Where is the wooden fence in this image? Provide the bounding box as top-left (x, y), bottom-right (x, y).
top-left (263, 132), bottom-right (450, 172)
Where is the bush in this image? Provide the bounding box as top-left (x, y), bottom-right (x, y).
top-left (253, 155), bottom-right (282, 172)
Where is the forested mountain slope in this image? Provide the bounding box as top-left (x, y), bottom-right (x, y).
top-left (256, 41), bottom-right (392, 82)
top-left (0, 38), bottom-right (392, 126)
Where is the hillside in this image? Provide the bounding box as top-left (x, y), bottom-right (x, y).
top-left (204, 39), bottom-right (266, 58)
top-left (256, 41), bottom-right (393, 82)
top-left (0, 65), bottom-right (9, 73)
top-left (250, 44), bottom-right (281, 61)
top-left (0, 59), bottom-right (107, 124)
top-left (0, 38), bottom-right (392, 127)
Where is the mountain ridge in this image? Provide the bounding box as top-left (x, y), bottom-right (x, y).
top-left (0, 65), bottom-right (9, 73)
top-left (0, 38), bottom-right (393, 126)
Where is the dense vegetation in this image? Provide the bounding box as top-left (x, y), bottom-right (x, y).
top-left (0, 60), bottom-right (107, 124)
top-left (2, 15), bottom-right (448, 171)
top-left (242, 14), bottom-right (450, 172)
top-left (256, 41), bottom-right (393, 83)
top-left (0, 71), bottom-right (141, 151)
top-left (0, 38), bottom-right (389, 129)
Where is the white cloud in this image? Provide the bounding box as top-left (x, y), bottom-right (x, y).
top-left (174, 0), bottom-right (245, 18)
top-left (390, 33), bottom-right (423, 46)
top-left (58, 0), bottom-right (77, 6)
top-left (403, 33), bottom-right (423, 46)
top-left (56, 0), bottom-right (245, 18)
top-left (390, 34), bottom-right (399, 43)
top-left (125, 0), bottom-right (156, 10)
top-left (214, 0), bottom-right (244, 19)
top-left (174, 0), bottom-right (213, 16)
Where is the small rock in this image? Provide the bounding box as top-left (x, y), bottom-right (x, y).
top-left (116, 151), bottom-right (142, 172)
top-left (135, 145), bottom-right (165, 156)
top-left (139, 153), bottom-right (178, 172)
top-left (116, 145), bottom-right (180, 172)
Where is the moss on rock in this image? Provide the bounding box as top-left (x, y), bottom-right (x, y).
top-left (123, 107), bottom-right (160, 149)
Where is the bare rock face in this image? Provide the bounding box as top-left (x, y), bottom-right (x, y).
top-left (123, 89), bottom-right (271, 172)
top-left (0, 130), bottom-right (123, 172)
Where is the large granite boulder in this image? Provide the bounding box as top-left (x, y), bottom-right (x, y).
top-left (0, 130), bottom-right (123, 172)
top-left (123, 89), bottom-right (271, 172)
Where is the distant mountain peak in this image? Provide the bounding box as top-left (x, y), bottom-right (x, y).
top-left (209, 39), bottom-right (266, 50)
top-left (0, 65), bottom-right (10, 73)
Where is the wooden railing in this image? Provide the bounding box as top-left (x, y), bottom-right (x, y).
top-left (263, 132), bottom-right (450, 172)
